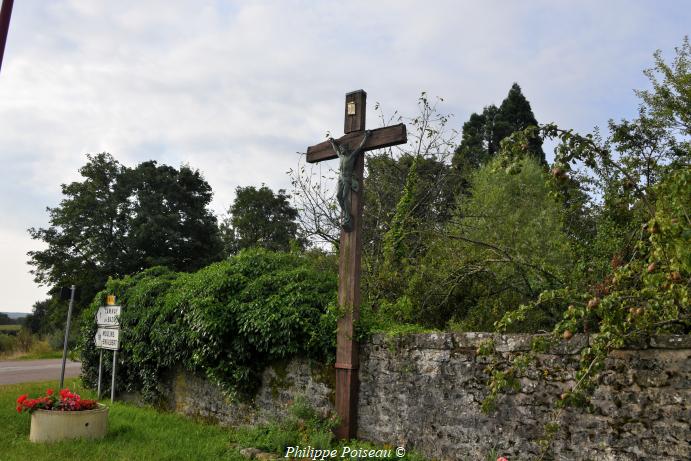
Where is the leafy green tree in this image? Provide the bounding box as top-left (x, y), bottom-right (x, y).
top-left (453, 83), bottom-right (545, 180)
top-left (395, 157), bottom-right (572, 329)
top-left (496, 83), bottom-right (545, 162)
top-left (363, 152), bottom-right (455, 265)
top-left (482, 40), bottom-right (690, 456)
top-left (220, 185), bottom-right (303, 254)
top-left (636, 36), bottom-right (691, 137)
top-left (28, 153), bottom-right (127, 315)
top-left (23, 298), bottom-right (59, 335)
top-left (0, 313), bottom-right (12, 325)
top-left (27, 153), bottom-right (223, 329)
top-left (123, 160), bottom-right (223, 272)
top-left (359, 95), bottom-right (460, 306)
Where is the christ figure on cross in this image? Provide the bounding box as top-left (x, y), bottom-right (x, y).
top-left (305, 90), bottom-right (407, 439)
top-left (330, 129), bottom-right (370, 231)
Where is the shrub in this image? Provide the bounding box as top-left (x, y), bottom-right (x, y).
top-left (231, 396), bottom-right (336, 454)
top-left (0, 333), bottom-right (16, 354)
top-left (373, 157), bottom-right (572, 330)
top-left (78, 249), bottom-right (337, 402)
top-left (15, 328), bottom-right (34, 353)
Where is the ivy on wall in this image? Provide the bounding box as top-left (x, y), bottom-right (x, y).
top-left (78, 249), bottom-right (338, 402)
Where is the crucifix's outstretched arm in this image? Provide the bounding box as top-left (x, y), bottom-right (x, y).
top-left (356, 129), bottom-right (370, 152)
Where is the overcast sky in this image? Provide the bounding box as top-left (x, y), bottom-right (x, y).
top-left (0, 0), bottom-right (688, 313)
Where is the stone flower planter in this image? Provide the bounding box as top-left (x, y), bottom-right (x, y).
top-left (29, 403), bottom-right (108, 443)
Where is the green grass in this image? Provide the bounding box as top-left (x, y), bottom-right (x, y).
top-left (231, 396), bottom-right (429, 461)
top-left (1, 380), bottom-right (244, 461)
top-left (2, 381), bottom-right (430, 461)
top-left (10, 350), bottom-right (66, 360)
top-left (0, 324), bottom-right (21, 332)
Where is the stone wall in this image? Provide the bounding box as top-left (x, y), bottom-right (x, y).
top-left (359, 333), bottom-right (690, 461)
top-left (166, 358), bottom-right (334, 427)
top-left (164, 333), bottom-right (690, 461)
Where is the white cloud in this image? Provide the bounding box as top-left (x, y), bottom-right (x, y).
top-left (0, 229), bottom-right (48, 313)
top-left (0, 0), bottom-right (689, 311)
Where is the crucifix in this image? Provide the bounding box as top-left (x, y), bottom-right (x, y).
top-left (305, 90), bottom-right (407, 439)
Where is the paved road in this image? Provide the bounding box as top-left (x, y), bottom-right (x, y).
top-left (0, 359), bottom-right (81, 385)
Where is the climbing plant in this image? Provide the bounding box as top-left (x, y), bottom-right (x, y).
top-left (78, 249), bottom-right (338, 402)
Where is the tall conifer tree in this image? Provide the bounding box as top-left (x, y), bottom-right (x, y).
top-left (452, 83), bottom-right (545, 176)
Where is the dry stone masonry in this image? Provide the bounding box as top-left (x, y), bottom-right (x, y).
top-left (163, 333), bottom-right (690, 461)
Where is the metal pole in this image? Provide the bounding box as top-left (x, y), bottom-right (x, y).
top-left (0, 0), bottom-right (14, 74)
top-left (59, 285), bottom-right (76, 389)
top-left (97, 349), bottom-right (103, 398)
top-left (111, 350), bottom-right (117, 403)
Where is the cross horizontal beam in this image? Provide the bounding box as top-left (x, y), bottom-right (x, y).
top-left (306, 123), bottom-right (407, 163)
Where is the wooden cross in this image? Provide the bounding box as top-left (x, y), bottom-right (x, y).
top-left (306, 90), bottom-right (407, 439)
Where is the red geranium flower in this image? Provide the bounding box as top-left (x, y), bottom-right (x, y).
top-left (16, 388), bottom-right (97, 414)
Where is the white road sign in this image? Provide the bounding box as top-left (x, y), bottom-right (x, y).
top-left (96, 305), bottom-right (121, 327)
top-left (95, 327), bottom-right (120, 350)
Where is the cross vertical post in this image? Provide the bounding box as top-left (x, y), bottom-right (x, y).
top-left (334, 89), bottom-right (366, 439)
top-left (305, 90), bottom-right (407, 439)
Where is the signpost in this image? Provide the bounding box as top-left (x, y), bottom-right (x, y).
top-left (95, 327), bottom-right (120, 350)
top-left (59, 285), bottom-right (77, 389)
top-left (96, 305), bottom-right (121, 328)
top-left (95, 297), bottom-right (121, 403)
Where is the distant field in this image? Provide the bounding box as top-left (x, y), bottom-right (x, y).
top-left (1, 312), bottom-right (28, 320)
top-left (0, 325), bottom-right (21, 332)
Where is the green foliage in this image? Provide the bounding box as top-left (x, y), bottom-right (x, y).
top-left (290, 92), bottom-right (458, 254)
top-left (0, 313), bottom-right (14, 325)
top-left (220, 185), bottom-right (304, 255)
top-left (23, 299), bottom-right (55, 335)
top-left (28, 153), bottom-right (223, 332)
top-left (231, 396), bottom-right (337, 453)
top-left (400, 157), bottom-right (572, 329)
top-left (356, 299), bottom-right (437, 342)
top-left (636, 36), bottom-right (691, 137)
top-left (0, 324), bottom-right (20, 333)
top-left (78, 249), bottom-right (337, 401)
top-left (1, 380), bottom-right (242, 461)
top-left (361, 95), bottom-right (461, 317)
top-left (452, 83), bottom-right (545, 178)
top-left (0, 333), bottom-right (17, 353)
top-left (382, 155), bottom-right (422, 268)
top-left (232, 397), bottom-right (429, 460)
top-left (482, 39), bottom-right (690, 459)
top-left (354, 90), bottom-right (555, 332)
